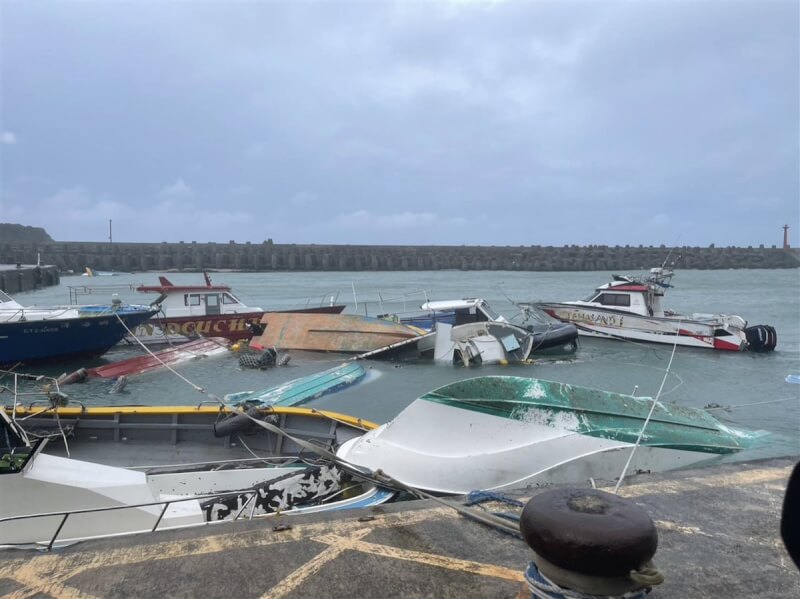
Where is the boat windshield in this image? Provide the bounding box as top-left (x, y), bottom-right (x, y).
top-left (583, 292), bottom-right (600, 302)
top-left (0, 290), bottom-right (13, 303)
top-left (478, 301), bottom-right (501, 321)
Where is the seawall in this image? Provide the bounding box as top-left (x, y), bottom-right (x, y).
top-left (0, 241), bottom-right (797, 278)
top-left (0, 264), bottom-right (60, 294)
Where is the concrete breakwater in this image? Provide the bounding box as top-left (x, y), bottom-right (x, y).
top-left (0, 242), bottom-right (797, 282)
top-left (0, 264), bottom-right (60, 294)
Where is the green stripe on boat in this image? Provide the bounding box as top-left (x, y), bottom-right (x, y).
top-left (225, 362), bottom-right (367, 408)
top-left (422, 376), bottom-right (746, 454)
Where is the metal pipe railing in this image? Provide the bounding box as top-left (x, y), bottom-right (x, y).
top-left (0, 488), bottom-right (260, 550)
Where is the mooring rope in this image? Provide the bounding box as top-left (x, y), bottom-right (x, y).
top-left (524, 561), bottom-right (652, 599)
top-left (613, 334), bottom-right (680, 494)
top-left (114, 313), bottom-right (207, 393)
top-left (704, 397), bottom-right (797, 411)
top-left (114, 313), bottom-right (524, 537)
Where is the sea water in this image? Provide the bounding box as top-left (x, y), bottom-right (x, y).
top-left (8, 268), bottom-right (800, 460)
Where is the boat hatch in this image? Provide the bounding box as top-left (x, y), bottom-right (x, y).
top-left (500, 334), bottom-right (521, 352)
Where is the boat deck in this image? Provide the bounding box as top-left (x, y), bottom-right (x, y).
top-left (1, 457), bottom-right (796, 598)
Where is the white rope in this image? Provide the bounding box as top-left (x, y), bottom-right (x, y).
top-left (613, 337), bottom-right (679, 494)
top-left (525, 563), bottom-right (647, 599)
top-left (114, 313), bottom-right (206, 392)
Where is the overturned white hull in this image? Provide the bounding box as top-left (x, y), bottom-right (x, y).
top-left (337, 376), bottom-right (747, 495)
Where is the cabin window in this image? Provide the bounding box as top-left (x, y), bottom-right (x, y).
top-left (206, 294), bottom-right (219, 307)
top-left (185, 294), bottom-right (201, 306)
top-left (454, 308), bottom-right (478, 325)
top-left (222, 293), bottom-right (239, 305)
top-left (597, 293), bottom-right (630, 307)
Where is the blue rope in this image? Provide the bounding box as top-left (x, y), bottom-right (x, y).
top-left (465, 490), bottom-right (525, 507)
top-left (524, 562), bottom-right (647, 599)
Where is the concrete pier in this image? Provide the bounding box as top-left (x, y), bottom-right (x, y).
top-left (0, 264), bottom-right (60, 294)
top-left (0, 241), bottom-right (797, 274)
top-left (1, 457), bottom-right (796, 598)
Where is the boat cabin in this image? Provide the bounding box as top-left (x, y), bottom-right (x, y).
top-left (574, 269), bottom-right (674, 318)
top-left (136, 276), bottom-right (262, 317)
top-left (418, 298), bottom-right (507, 325)
top-left (0, 290), bottom-right (26, 322)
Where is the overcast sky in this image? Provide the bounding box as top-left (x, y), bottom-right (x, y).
top-left (1, 0), bottom-right (797, 246)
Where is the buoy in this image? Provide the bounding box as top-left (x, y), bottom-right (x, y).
top-left (109, 375), bottom-right (128, 394)
top-left (56, 368), bottom-right (88, 386)
top-left (520, 488), bottom-right (663, 597)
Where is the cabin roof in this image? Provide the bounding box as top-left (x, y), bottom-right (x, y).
top-left (419, 298), bottom-right (485, 311)
top-left (599, 283), bottom-right (650, 292)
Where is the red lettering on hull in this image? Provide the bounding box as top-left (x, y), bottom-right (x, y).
top-left (149, 314), bottom-right (264, 341)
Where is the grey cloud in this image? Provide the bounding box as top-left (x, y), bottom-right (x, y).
top-left (1, 1), bottom-right (796, 246)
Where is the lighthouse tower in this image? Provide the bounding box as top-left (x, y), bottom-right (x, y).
top-left (783, 224), bottom-right (790, 249)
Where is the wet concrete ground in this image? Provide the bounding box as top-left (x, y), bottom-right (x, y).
top-left (1, 457), bottom-right (797, 598)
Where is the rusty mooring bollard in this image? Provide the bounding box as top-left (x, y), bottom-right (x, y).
top-left (519, 488), bottom-right (664, 598)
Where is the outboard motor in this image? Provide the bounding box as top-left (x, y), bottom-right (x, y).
top-left (744, 325), bottom-right (778, 352)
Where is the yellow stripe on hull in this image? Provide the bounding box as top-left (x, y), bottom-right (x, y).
top-left (4, 405), bottom-right (379, 430)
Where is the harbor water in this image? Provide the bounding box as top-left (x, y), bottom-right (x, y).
top-left (8, 268), bottom-right (800, 462)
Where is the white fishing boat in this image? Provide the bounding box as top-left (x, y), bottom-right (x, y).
top-left (337, 376), bottom-right (752, 495)
top-left (353, 320), bottom-right (537, 365)
top-left (1, 395), bottom-right (392, 549)
top-left (391, 297), bottom-right (579, 355)
top-left (533, 267), bottom-right (777, 352)
top-left (431, 321), bottom-right (535, 365)
top-left (132, 273), bottom-right (346, 343)
top-left (356, 297), bottom-right (579, 363)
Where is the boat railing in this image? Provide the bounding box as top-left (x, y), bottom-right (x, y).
top-left (0, 487), bottom-right (264, 551)
top-left (68, 283), bottom-right (141, 305)
top-left (354, 288), bottom-right (431, 318)
top-left (1, 370), bottom-right (64, 409)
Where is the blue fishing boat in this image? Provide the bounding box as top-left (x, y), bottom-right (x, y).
top-left (0, 290), bottom-right (157, 365)
top-left (224, 361), bottom-right (367, 407)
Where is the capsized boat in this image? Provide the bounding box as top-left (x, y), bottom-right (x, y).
top-left (1, 401), bottom-right (392, 548)
top-left (0, 290), bottom-right (157, 366)
top-left (432, 321), bottom-right (535, 365)
top-left (388, 298), bottom-right (578, 355)
top-left (252, 312), bottom-right (424, 353)
top-left (533, 267), bottom-right (777, 352)
top-left (224, 361), bottom-right (367, 407)
top-left (82, 267), bottom-right (129, 277)
top-left (337, 376), bottom-right (752, 494)
top-left (132, 273), bottom-right (346, 343)
top-left (88, 337), bottom-right (231, 379)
